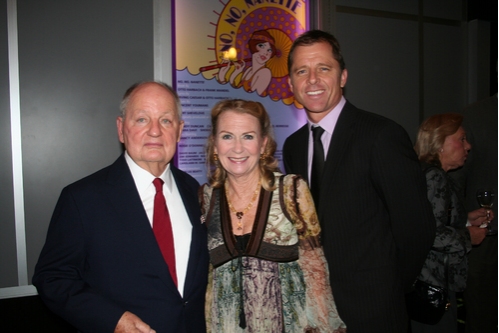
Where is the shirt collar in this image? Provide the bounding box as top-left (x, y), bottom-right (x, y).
top-left (124, 151), bottom-right (173, 194)
top-left (307, 96), bottom-right (346, 135)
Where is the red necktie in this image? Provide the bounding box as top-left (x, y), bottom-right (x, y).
top-left (152, 178), bottom-right (177, 286)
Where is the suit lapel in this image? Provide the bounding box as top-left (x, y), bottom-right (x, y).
top-left (105, 155), bottom-right (179, 294)
top-left (294, 125), bottom-right (310, 182)
top-left (319, 102), bottom-right (357, 210)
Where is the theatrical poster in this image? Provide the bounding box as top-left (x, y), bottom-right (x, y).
top-left (174, 0), bottom-right (308, 184)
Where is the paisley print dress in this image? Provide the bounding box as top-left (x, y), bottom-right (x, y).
top-left (199, 173), bottom-right (346, 333)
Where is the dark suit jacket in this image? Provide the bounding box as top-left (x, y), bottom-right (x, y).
top-left (283, 101), bottom-right (435, 332)
top-left (449, 95), bottom-right (498, 332)
top-left (33, 154), bottom-right (209, 333)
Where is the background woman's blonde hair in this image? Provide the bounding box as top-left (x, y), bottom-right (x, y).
top-left (206, 99), bottom-right (279, 190)
top-left (414, 113), bottom-right (463, 167)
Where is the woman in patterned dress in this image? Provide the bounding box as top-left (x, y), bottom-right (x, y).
top-left (199, 99), bottom-right (346, 332)
top-left (412, 113), bottom-right (491, 332)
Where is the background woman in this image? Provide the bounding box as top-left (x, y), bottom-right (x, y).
top-left (412, 113), bottom-right (491, 332)
top-left (199, 99), bottom-right (346, 332)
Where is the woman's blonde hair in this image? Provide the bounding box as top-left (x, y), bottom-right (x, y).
top-left (206, 99), bottom-right (279, 190)
top-left (414, 113), bottom-right (463, 167)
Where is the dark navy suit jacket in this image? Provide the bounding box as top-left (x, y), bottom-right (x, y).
top-left (33, 154), bottom-right (209, 333)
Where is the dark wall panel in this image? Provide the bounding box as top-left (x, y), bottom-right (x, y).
top-left (16, 0), bottom-right (154, 282)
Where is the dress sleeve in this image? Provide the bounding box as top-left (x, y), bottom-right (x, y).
top-left (198, 183), bottom-right (211, 218)
top-left (282, 175), bottom-right (347, 332)
top-left (425, 168), bottom-right (470, 256)
top-left (205, 263), bottom-right (214, 333)
top-left (199, 184), bottom-right (215, 332)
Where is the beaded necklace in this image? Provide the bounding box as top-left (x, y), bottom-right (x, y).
top-left (225, 180), bottom-right (261, 230)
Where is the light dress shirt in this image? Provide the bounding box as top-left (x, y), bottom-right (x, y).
top-left (125, 152), bottom-right (192, 296)
top-left (307, 96), bottom-right (346, 181)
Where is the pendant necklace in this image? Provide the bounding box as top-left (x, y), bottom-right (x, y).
top-left (225, 180), bottom-right (261, 230)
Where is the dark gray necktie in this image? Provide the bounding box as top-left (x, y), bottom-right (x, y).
top-left (311, 126), bottom-right (325, 207)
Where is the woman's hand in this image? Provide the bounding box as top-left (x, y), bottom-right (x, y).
top-left (467, 225), bottom-right (488, 245)
top-left (217, 59), bottom-right (231, 83)
top-left (232, 60), bottom-right (245, 75)
top-left (468, 208), bottom-right (495, 226)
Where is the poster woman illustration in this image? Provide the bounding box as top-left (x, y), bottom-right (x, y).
top-left (217, 30), bottom-right (276, 96)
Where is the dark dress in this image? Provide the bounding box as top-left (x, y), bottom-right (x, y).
top-left (411, 163), bottom-right (472, 332)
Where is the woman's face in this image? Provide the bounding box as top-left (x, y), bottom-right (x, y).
top-left (214, 111), bottom-right (267, 180)
top-left (253, 42), bottom-right (273, 65)
top-left (439, 126), bottom-right (471, 171)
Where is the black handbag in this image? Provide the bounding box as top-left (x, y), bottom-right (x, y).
top-left (406, 255), bottom-right (451, 325)
top-left (406, 279), bottom-right (451, 324)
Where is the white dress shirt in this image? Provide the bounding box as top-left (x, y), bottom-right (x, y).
top-left (125, 152), bottom-right (192, 296)
top-left (307, 96), bottom-right (346, 181)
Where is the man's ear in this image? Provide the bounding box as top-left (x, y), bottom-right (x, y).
top-left (288, 76), bottom-right (294, 93)
top-left (176, 120), bottom-right (184, 143)
top-left (117, 116), bottom-right (125, 143)
top-left (340, 69), bottom-right (348, 88)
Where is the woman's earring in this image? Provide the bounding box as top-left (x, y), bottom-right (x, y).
top-left (213, 153), bottom-right (218, 161)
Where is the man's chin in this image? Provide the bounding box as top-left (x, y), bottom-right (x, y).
top-left (138, 153), bottom-right (170, 166)
top-left (306, 108), bottom-right (329, 115)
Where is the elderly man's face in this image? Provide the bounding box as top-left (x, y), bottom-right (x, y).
top-left (117, 83), bottom-right (184, 176)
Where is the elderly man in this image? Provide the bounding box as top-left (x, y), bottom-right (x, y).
top-left (33, 81), bottom-right (209, 333)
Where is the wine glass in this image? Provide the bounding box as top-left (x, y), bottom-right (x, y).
top-left (476, 189), bottom-right (496, 235)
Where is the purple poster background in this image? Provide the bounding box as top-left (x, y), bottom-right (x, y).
top-left (174, 0), bottom-right (308, 184)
